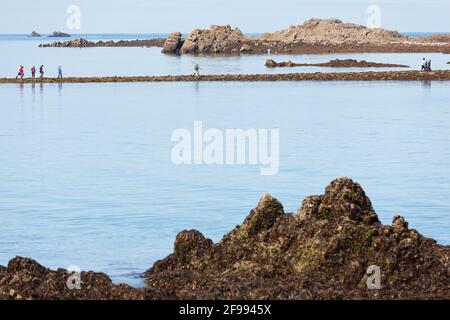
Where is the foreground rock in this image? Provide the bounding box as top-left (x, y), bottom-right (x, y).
top-left (39, 37), bottom-right (165, 48)
top-left (1, 178), bottom-right (449, 300)
top-left (0, 257), bottom-right (156, 300)
top-left (145, 177), bottom-right (449, 299)
top-left (265, 59), bottom-right (409, 68)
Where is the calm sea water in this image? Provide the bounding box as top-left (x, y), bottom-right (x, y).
top-left (0, 36), bottom-right (449, 286)
top-left (0, 34), bottom-right (449, 78)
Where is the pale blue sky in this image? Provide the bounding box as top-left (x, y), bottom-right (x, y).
top-left (0, 0), bottom-right (448, 34)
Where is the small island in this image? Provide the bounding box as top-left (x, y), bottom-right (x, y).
top-left (49, 31), bottom-right (71, 38)
top-left (30, 31), bottom-right (41, 37)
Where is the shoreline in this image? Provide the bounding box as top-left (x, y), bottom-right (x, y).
top-left (2, 70), bottom-right (450, 84)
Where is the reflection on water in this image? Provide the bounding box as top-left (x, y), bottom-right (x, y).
top-left (0, 80), bottom-right (449, 285)
top-left (421, 80), bottom-right (432, 88)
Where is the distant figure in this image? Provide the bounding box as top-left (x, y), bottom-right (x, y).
top-left (194, 63), bottom-right (200, 77)
top-left (267, 48), bottom-right (271, 55)
top-left (15, 65), bottom-right (24, 79)
top-left (427, 60), bottom-right (432, 71)
top-left (31, 66), bottom-right (36, 78)
top-left (39, 65), bottom-right (44, 78)
top-left (58, 66), bottom-right (63, 79)
top-left (421, 58), bottom-right (426, 71)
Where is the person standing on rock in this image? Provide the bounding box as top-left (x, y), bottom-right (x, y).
top-left (427, 60), bottom-right (432, 71)
top-left (58, 66), bottom-right (63, 79)
top-left (39, 65), bottom-right (44, 79)
top-left (31, 66), bottom-right (36, 78)
top-left (421, 58), bottom-right (426, 71)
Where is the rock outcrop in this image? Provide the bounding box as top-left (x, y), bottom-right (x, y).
top-left (181, 25), bottom-right (246, 54)
top-left (265, 59), bottom-right (409, 68)
top-left (1, 178), bottom-right (449, 300)
top-left (0, 257), bottom-right (153, 300)
top-left (49, 31), bottom-right (71, 38)
top-left (145, 177), bottom-right (449, 299)
top-left (162, 25), bottom-right (248, 55)
top-left (162, 32), bottom-right (184, 54)
top-left (30, 31), bottom-right (41, 37)
top-left (414, 34), bottom-right (450, 43)
top-left (162, 20), bottom-right (450, 55)
top-left (261, 18), bottom-right (408, 45)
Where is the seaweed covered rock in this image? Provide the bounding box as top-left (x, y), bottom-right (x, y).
top-left (0, 257), bottom-right (154, 300)
top-left (145, 177), bottom-right (449, 299)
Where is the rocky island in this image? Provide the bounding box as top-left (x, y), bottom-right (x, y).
top-left (265, 59), bottom-right (409, 68)
top-left (49, 31), bottom-right (71, 38)
top-left (39, 37), bottom-right (166, 48)
top-left (30, 31), bottom-right (41, 37)
top-left (1, 178), bottom-right (449, 300)
top-left (37, 19), bottom-right (450, 55)
top-left (161, 19), bottom-right (450, 55)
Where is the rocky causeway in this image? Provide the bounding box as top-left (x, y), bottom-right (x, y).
top-left (2, 70), bottom-right (450, 84)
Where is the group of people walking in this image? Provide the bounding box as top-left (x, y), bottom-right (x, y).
top-left (15, 65), bottom-right (63, 79)
top-left (421, 58), bottom-right (432, 72)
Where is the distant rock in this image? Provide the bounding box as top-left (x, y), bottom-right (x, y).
top-left (162, 25), bottom-right (246, 55)
top-left (49, 31), bottom-right (71, 38)
top-left (30, 31), bottom-right (41, 37)
top-left (260, 18), bottom-right (408, 45)
top-left (265, 58), bottom-right (409, 68)
top-left (39, 38), bottom-right (165, 48)
top-left (162, 32), bottom-right (184, 54)
top-left (414, 33), bottom-right (450, 43)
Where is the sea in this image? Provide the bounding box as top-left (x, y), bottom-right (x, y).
top-left (0, 33), bottom-right (449, 286)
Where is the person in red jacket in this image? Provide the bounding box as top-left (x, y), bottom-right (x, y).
top-left (31, 66), bottom-right (36, 78)
top-left (16, 65), bottom-right (24, 79)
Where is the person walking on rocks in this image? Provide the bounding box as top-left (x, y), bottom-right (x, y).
top-left (421, 58), bottom-right (426, 71)
top-left (194, 63), bottom-right (200, 77)
top-left (15, 65), bottom-right (24, 79)
top-left (427, 60), bottom-right (432, 71)
top-left (39, 65), bottom-right (44, 79)
top-left (31, 66), bottom-right (36, 78)
top-left (58, 66), bottom-right (63, 79)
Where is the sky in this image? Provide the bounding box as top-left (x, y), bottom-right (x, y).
top-left (0, 0), bottom-right (449, 34)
